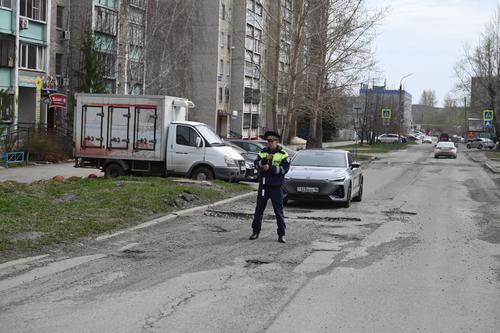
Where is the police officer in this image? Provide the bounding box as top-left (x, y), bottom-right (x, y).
top-left (249, 131), bottom-right (290, 243)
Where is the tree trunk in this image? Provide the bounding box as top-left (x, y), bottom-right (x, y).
top-left (282, 0), bottom-right (305, 144)
top-left (270, 0), bottom-right (281, 132)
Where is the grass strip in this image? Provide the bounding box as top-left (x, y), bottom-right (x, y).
top-left (0, 177), bottom-right (252, 253)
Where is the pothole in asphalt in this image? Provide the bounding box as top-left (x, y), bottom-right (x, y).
top-left (382, 209), bottom-right (417, 216)
top-left (208, 225), bottom-right (230, 233)
top-left (295, 216), bottom-right (362, 222)
top-left (245, 259), bottom-right (272, 268)
top-left (204, 210), bottom-right (255, 219)
top-left (327, 233), bottom-right (363, 241)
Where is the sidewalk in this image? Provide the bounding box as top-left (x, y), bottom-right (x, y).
top-left (462, 149), bottom-right (500, 174)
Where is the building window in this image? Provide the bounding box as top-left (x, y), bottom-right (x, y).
top-left (0, 37), bottom-right (15, 67)
top-left (219, 59), bottom-right (224, 75)
top-left (0, 92), bottom-right (14, 122)
top-left (56, 6), bottom-right (64, 29)
top-left (227, 34), bottom-right (231, 50)
top-left (243, 113), bottom-right (251, 129)
top-left (222, 3), bottom-right (226, 20)
top-left (20, 0), bottom-right (46, 21)
top-left (225, 88), bottom-right (230, 103)
top-left (95, 6), bottom-right (118, 36)
top-left (0, 0), bottom-right (11, 9)
top-left (96, 52), bottom-right (116, 77)
top-left (220, 31), bottom-right (225, 47)
top-left (19, 42), bottom-right (45, 70)
top-left (55, 53), bottom-right (63, 76)
top-left (96, 0), bottom-right (117, 10)
top-left (251, 114), bottom-right (259, 128)
top-left (219, 87), bottom-right (223, 104)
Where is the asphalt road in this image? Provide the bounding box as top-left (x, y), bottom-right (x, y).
top-left (0, 144), bottom-right (499, 332)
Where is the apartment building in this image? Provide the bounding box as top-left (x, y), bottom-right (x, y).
top-left (0, 0), bottom-right (15, 129)
top-left (68, 0), bottom-right (146, 96)
top-left (229, 0), bottom-right (265, 139)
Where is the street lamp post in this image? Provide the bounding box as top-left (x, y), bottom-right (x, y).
top-left (398, 73), bottom-right (413, 139)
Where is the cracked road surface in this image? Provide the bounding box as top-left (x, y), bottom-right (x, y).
top-left (0, 144), bottom-right (499, 332)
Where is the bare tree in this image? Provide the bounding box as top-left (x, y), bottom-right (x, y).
top-left (289, 0), bottom-right (383, 148)
top-left (145, 0), bottom-right (196, 96)
top-left (454, 4), bottom-right (500, 141)
top-left (419, 89), bottom-right (437, 107)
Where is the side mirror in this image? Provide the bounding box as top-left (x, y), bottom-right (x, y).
top-left (351, 162), bottom-right (360, 169)
top-left (195, 136), bottom-right (202, 148)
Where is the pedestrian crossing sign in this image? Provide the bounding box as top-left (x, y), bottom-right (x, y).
top-left (483, 109), bottom-right (493, 120)
top-left (484, 120), bottom-right (493, 128)
top-left (382, 108), bottom-right (391, 119)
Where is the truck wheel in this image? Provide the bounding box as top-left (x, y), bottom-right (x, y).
top-left (192, 166), bottom-right (214, 181)
top-left (478, 144), bottom-right (483, 149)
top-left (466, 144), bottom-right (471, 149)
top-left (105, 163), bottom-right (126, 178)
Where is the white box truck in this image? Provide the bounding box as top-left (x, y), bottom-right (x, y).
top-left (73, 94), bottom-right (246, 180)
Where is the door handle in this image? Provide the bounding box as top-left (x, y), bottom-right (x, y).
top-left (175, 152), bottom-right (188, 154)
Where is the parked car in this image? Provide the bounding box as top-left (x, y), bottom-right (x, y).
top-left (283, 149), bottom-right (363, 207)
top-left (451, 135), bottom-right (465, 144)
top-left (438, 133), bottom-right (450, 142)
top-left (466, 138), bottom-right (495, 150)
top-left (422, 136), bottom-right (433, 144)
top-left (434, 141), bottom-right (457, 159)
top-left (228, 139), bottom-right (296, 157)
top-left (223, 141), bottom-right (258, 180)
top-left (375, 134), bottom-right (406, 144)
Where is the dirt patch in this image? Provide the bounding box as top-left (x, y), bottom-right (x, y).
top-left (11, 232), bottom-right (46, 241)
top-left (52, 194), bottom-right (78, 204)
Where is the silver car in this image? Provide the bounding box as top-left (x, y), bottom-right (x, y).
top-left (283, 149), bottom-right (363, 207)
top-left (466, 138), bottom-right (495, 150)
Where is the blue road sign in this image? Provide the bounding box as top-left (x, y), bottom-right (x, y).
top-left (484, 120), bottom-right (493, 128)
top-left (483, 110), bottom-right (493, 120)
top-left (383, 119), bottom-right (390, 126)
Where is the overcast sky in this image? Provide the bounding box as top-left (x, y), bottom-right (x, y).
top-left (365, 0), bottom-right (498, 106)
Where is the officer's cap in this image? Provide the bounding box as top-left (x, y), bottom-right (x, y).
top-left (264, 130), bottom-right (281, 140)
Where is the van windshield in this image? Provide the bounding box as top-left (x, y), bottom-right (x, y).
top-left (195, 125), bottom-right (224, 145)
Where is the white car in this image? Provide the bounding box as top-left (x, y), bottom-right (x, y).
top-left (422, 136), bottom-right (433, 144)
top-left (376, 134), bottom-right (404, 144)
top-left (434, 141), bottom-right (457, 159)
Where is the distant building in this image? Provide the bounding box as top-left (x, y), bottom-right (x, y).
top-left (358, 84), bottom-right (413, 135)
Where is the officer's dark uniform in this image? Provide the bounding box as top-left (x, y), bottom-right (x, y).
top-left (251, 145), bottom-right (290, 239)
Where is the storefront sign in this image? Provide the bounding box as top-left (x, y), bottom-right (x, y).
top-left (49, 93), bottom-right (67, 108)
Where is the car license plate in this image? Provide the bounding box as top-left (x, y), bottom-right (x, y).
top-left (297, 186), bottom-right (319, 193)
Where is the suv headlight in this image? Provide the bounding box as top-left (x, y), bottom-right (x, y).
top-left (224, 155), bottom-right (237, 167)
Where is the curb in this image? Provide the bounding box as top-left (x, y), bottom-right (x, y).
top-left (463, 151), bottom-right (500, 174)
top-left (95, 191), bottom-right (256, 241)
top-left (485, 161), bottom-right (500, 174)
